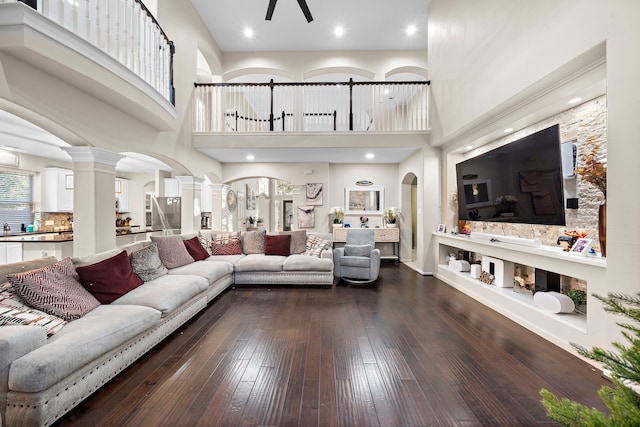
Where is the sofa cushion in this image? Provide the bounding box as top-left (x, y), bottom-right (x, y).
top-left (0, 282), bottom-right (67, 336)
top-left (130, 243), bottom-right (168, 282)
top-left (264, 234), bottom-right (291, 256)
top-left (303, 234), bottom-right (331, 257)
top-left (283, 254), bottom-right (334, 272)
top-left (234, 254), bottom-right (285, 272)
top-left (150, 235), bottom-right (194, 268)
top-left (168, 260), bottom-right (234, 284)
top-left (211, 239), bottom-right (242, 255)
top-left (75, 251), bottom-right (144, 304)
top-left (344, 244), bottom-right (372, 257)
top-left (111, 274), bottom-right (208, 316)
top-left (243, 230), bottom-right (266, 254)
top-left (205, 254), bottom-right (246, 265)
top-left (8, 258), bottom-right (100, 322)
top-left (281, 230), bottom-right (307, 254)
top-left (8, 304), bottom-right (161, 393)
top-left (183, 236), bottom-right (210, 261)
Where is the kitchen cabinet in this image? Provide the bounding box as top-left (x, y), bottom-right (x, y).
top-left (201, 180), bottom-right (212, 213)
top-left (43, 167), bottom-right (73, 212)
top-left (115, 178), bottom-right (130, 212)
top-left (0, 243), bottom-right (22, 265)
top-left (164, 178), bottom-right (181, 197)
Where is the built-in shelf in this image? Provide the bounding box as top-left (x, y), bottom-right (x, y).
top-left (433, 232), bottom-right (607, 357)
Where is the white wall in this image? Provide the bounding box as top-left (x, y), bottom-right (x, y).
top-left (428, 0), bottom-right (640, 349)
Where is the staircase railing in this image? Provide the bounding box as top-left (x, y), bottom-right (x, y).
top-left (193, 80), bottom-right (430, 133)
top-left (2, 0), bottom-right (175, 105)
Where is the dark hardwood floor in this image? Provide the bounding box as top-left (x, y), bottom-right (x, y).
top-left (55, 263), bottom-right (609, 427)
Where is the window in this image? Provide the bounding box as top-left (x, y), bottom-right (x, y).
top-left (0, 171), bottom-right (33, 231)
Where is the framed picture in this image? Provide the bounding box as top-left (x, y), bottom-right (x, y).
top-left (297, 205), bottom-right (315, 228)
top-left (245, 184), bottom-right (256, 210)
top-left (437, 224), bottom-right (446, 233)
top-left (570, 238), bottom-right (593, 256)
top-left (306, 183), bottom-right (323, 205)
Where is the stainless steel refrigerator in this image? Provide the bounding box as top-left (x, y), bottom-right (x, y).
top-left (151, 197), bottom-right (182, 232)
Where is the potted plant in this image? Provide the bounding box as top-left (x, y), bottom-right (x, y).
top-left (246, 216), bottom-right (256, 229)
top-left (566, 289), bottom-right (587, 314)
top-left (329, 207), bottom-right (344, 228)
top-left (384, 207), bottom-right (400, 228)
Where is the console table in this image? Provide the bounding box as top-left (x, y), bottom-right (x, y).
top-left (332, 227), bottom-right (400, 262)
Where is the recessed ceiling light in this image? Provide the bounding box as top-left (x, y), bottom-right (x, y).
top-left (504, 128), bottom-right (513, 133)
top-left (334, 26), bottom-right (344, 37)
top-left (365, 153), bottom-right (375, 159)
top-left (384, 89), bottom-right (390, 95)
top-left (568, 97), bottom-right (582, 104)
top-left (243, 28), bottom-right (253, 38)
top-left (246, 154), bottom-right (255, 160)
top-left (406, 25), bottom-right (417, 36)
top-left (466, 145), bottom-right (473, 150)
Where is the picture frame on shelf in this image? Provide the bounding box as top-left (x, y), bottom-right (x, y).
top-left (437, 224), bottom-right (446, 233)
top-left (570, 238), bottom-right (593, 256)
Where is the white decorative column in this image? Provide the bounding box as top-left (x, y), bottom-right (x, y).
top-left (210, 184), bottom-right (230, 231)
top-left (176, 176), bottom-right (203, 233)
top-left (62, 147), bottom-right (124, 257)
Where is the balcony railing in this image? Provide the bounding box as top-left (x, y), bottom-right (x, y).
top-left (2, 0), bottom-right (175, 105)
top-left (193, 80), bottom-right (430, 133)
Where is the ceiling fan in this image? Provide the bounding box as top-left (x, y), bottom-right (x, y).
top-left (265, 0), bottom-right (314, 23)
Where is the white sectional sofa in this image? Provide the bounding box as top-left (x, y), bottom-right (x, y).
top-left (0, 230), bottom-right (333, 426)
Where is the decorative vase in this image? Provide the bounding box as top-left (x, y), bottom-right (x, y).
top-left (598, 200), bottom-right (606, 257)
top-left (332, 223), bottom-right (343, 228)
top-left (386, 223), bottom-right (397, 228)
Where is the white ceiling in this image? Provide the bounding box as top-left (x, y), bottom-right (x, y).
top-left (190, 0), bottom-right (429, 52)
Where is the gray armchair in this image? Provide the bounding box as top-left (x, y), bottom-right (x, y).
top-left (333, 229), bottom-right (381, 284)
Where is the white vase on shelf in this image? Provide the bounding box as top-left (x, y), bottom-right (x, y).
top-left (332, 223), bottom-right (343, 228)
top-left (386, 223), bottom-right (397, 228)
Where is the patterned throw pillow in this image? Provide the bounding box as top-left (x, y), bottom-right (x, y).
top-left (0, 282), bottom-right (67, 336)
top-left (211, 239), bottom-right (243, 256)
top-left (264, 234), bottom-right (291, 256)
top-left (197, 232), bottom-right (213, 255)
top-left (8, 258), bottom-right (100, 322)
top-left (183, 236), bottom-right (210, 261)
top-left (130, 243), bottom-right (169, 282)
top-left (303, 235), bottom-right (331, 257)
top-left (75, 251), bottom-right (144, 304)
top-left (212, 232), bottom-right (242, 244)
top-left (150, 235), bottom-right (195, 269)
top-left (243, 230), bottom-right (266, 254)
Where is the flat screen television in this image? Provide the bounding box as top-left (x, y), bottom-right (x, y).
top-left (456, 124), bottom-right (566, 226)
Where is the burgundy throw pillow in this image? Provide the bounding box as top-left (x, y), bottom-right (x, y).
top-left (264, 234), bottom-right (291, 256)
top-left (211, 239), bottom-right (243, 256)
top-left (183, 236), bottom-right (210, 261)
top-left (75, 251), bottom-right (144, 304)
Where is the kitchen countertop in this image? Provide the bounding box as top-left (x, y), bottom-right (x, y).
top-left (0, 228), bottom-right (159, 243)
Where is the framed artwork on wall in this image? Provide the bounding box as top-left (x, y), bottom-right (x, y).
top-left (306, 183), bottom-right (323, 205)
top-left (297, 205), bottom-right (315, 228)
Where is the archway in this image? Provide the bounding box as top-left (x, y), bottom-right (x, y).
top-left (401, 172), bottom-right (418, 264)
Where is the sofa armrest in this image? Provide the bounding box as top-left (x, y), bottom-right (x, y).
top-left (0, 326), bottom-right (46, 423)
top-left (321, 248), bottom-right (333, 260)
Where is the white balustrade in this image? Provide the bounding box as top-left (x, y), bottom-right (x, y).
top-left (2, 0), bottom-right (174, 104)
top-left (193, 81), bottom-right (430, 133)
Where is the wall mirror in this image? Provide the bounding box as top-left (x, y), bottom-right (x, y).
top-left (345, 187), bottom-right (384, 215)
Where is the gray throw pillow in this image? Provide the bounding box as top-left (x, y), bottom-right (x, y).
top-left (130, 243), bottom-right (168, 281)
top-left (281, 230), bottom-right (307, 254)
top-left (243, 230), bottom-right (266, 254)
top-left (344, 244), bottom-right (372, 257)
top-left (150, 235), bottom-right (195, 269)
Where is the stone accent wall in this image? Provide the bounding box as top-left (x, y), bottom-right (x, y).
top-left (467, 95), bottom-right (607, 250)
top-left (40, 212), bottom-right (73, 232)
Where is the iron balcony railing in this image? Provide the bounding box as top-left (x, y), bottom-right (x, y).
top-left (2, 0), bottom-right (175, 105)
top-left (193, 79), bottom-right (430, 133)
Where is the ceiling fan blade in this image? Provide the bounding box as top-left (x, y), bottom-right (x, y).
top-left (265, 0), bottom-right (277, 20)
top-left (297, 0), bottom-right (313, 23)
